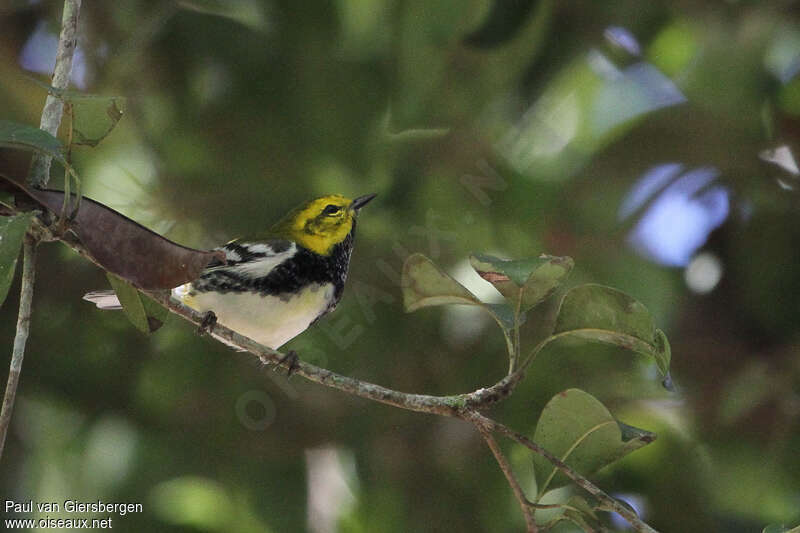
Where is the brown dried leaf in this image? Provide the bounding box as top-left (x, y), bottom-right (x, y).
top-left (2, 176), bottom-right (222, 289)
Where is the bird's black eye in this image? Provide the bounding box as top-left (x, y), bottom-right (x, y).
top-left (322, 204), bottom-right (341, 216)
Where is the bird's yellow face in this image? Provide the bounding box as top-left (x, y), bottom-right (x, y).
top-left (274, 194), bottom-right (375, 255)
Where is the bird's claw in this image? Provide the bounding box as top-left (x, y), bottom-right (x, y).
top-left (278, 350), bottom-right (300, 377)
top-left (198, 311), bottom-right (217, 335)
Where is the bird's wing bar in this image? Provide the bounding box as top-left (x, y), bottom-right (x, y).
top-left (204, 239), bottom-right (297, 278)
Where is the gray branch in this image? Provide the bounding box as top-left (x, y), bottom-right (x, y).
top-left (29, 0), bottom-right (82, 188)
top-left (0, 239), bottom-right (37, 459)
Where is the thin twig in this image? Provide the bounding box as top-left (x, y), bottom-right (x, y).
top-left (470, 412), bottom-right (659, 533)
top-left (473, 420), bottom-right (538, 532)
top-left (509, 291), bottom-right (523, 374)
top-left (0, 239), bottom-right (37, 460)
top-left (29, 0), bottom-right (82, 188)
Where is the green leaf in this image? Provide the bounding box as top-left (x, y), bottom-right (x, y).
top-left (617, 420), bottom-right (657, 457)
top-left (470, 253), bottom-right (548, 287)
top-left (555, 284), bottom-right (654, 340)
top-left (106, 274), bottom-right (168, 334)
top-left (401, 253), bottom-right (519, 347)
top-left (142, 293), bottom-right (169, 328)
top-left (0, 213), bottom-right (34, 308)
top-left (520, 256), bottom-right (575, 310)
top-left (0, 120), bottom-right (66, 164)
top-left (0, 122), bottom-right (82, 218)
top-left (470, 253), bottom-right (573, 311)
top-left (402, 253), bottom-right (482, 311)
top-left (485, 302), bottom-right (520, 331)
top-left (70, 97), bottom-right (125, 148)
top-left (532, 388), bottom-right (655, 494)
top-left (553, 284), bottom-right (670, 376)
top-left (18, 76), bottom-right (126, 150)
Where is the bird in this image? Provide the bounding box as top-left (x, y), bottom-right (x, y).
top-left (85, 193), bottom-right (376, 354)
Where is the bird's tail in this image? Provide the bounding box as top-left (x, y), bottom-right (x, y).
top-left (83, 290), bottom-right (122, 310)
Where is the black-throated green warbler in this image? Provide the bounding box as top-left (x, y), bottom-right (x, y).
top-left (86, 193), bottom-right (376, 349)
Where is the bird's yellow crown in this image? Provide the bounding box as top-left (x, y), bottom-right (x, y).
top-left (270, 195), bottom-right (360, 256)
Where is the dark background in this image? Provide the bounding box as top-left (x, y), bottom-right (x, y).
top-left (1, 1), bottom-right (800, 531)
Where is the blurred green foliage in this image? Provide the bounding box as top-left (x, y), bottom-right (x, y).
top-left (0, 213), bottom-right (34, 307)
top-left (2, 0), bottom-right (800, 531)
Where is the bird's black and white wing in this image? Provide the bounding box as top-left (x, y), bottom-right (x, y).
top-left (186, 239), bottom-right (298, 294)
top-left (84, 239), bottom-right (298, 309)
top-left (174, 238), bottom-right (329, 350)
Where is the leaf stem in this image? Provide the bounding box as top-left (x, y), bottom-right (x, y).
top-left (0, 238), bottom-right (37, 460)
top-left (509, 290), bottom-right (523, 374)
top-left (29, 0), bottom-right (82, 188)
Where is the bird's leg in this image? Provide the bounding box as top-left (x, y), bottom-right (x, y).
top-left (278, 350), bottom-right (300, 377)
top-left (198, 310), bottom-right (217, 335)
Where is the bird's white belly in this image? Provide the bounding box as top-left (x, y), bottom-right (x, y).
top-left (174, 283), bottom-right (335, 348)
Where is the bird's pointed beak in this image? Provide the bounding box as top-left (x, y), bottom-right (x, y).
top-left (351, 193), bottom-right (377, 212)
